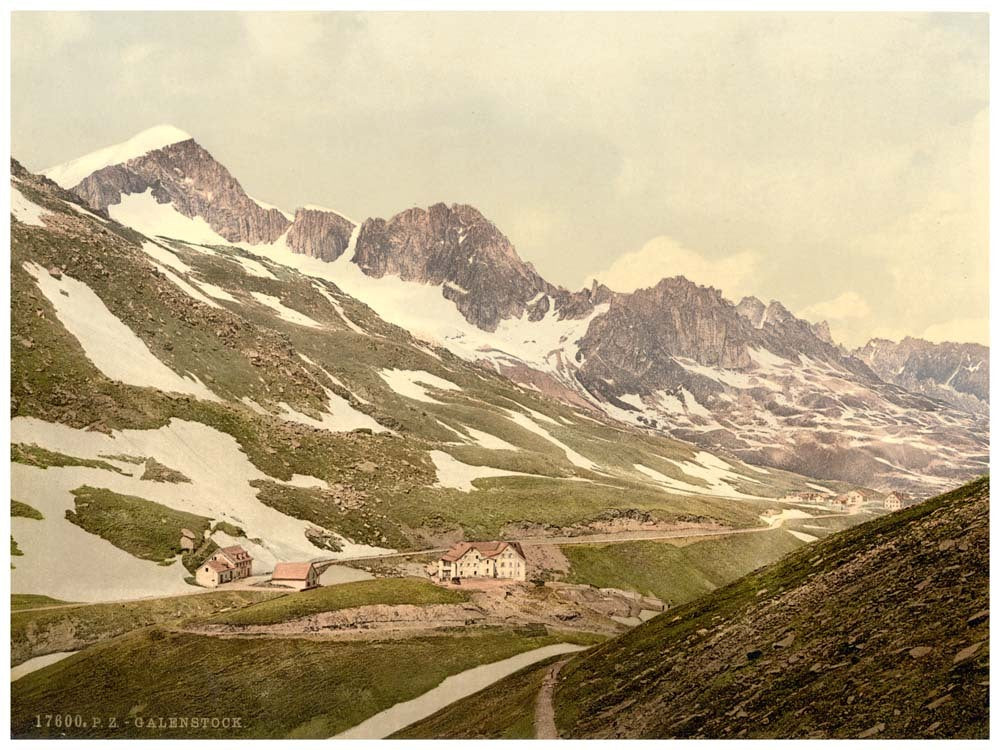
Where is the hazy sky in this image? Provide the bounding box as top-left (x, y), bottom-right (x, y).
top-left (11, 12), bottom-right (988, 347)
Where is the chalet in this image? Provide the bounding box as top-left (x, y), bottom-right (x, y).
top-left (195, 559), bottom-right (237, 588)
top-left (437, 541), bottom-right (527, 582)
top-left (884, 490), bottom-right (911, 511)
top-left (195, 544), bottom-right (253, 588)
top-left (212, 545), bottom-right (253, 579)
top-left (271, 562), bottom-right (320, 590)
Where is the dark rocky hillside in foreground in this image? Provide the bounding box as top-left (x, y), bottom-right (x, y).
top-left (553, 476), bottom-right (989, 739)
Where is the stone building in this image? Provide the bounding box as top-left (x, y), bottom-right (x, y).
top-left (437, 541), bottom-right (527, 582)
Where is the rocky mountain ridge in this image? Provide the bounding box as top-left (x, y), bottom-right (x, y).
top-left (853, 337), bottom-right (988, 415)
top-left (41, 126), bottom-right (989, 493)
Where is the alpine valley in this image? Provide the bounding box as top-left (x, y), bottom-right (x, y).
top-left (9, 125), bottom-right (989, 739)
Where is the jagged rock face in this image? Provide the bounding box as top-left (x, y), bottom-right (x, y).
top-left (577, 278), bottom-right (754, 398)
top-left (853, 337), bottom-right (989, 416)
top-left (284, 208), bottom-right (355, 261)
top-left (70, 139), bottom-right (290, 245)
top-left (352, 202), bottom-right (553, 330)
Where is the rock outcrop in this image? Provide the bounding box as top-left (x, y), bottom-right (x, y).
top-left (71, 139), bottom-right (291, 245)
top-left (284, 207), bottom-right (356, 261)
top-left (352, 203), bottom-right (554, 331)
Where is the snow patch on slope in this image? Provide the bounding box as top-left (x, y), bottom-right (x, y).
top-left (504, 409), bottom-right (596, 470)
top-left (11, 186), bottom-right (50, 227)
top-left (250, 292), bottom-right (321, 328)
top-left (429, 451), bottom-right (534, 492)
top-left (379, 369), bottom-right (462, 404)
top-left (10, 416), bottom-right (391, 601)
top-left (277, 388), bottom-right (389, 434)
top-left (24, 262), bottom-right (218, 401)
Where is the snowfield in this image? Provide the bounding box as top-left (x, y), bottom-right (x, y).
top-left (10, 416), bottom-right (392, 601)
top-left (109, 189), bottom-right (230, 244)
top-left (24, 262), bottom-right (218, 401)
top-left (42, 124), bottom-right (192, 189)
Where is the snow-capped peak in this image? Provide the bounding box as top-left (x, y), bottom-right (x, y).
top-left (42, 124), bottom-right (193, 189)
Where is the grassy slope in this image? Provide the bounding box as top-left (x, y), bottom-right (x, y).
top-left (11, 589), bottom-right (282, 665)
top-left (562, 529), bottom-right (805, 606)
top-left (11, 628), bottom-right (600, 739)
top-left (10, 168), bottom-right (828, 555)
top-left (391, 654), bottom-right (561, 739)
top-left (553, 477), bottom-right (990, 739)
top-left (205, 577), bottom-right (470, 626)
top-left (64, 485), bottom-right (212, 563)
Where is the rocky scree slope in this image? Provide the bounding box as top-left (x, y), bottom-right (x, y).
top-left (552, 476), bottom-right (989, 739)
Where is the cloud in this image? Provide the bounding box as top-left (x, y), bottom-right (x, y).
top-left (920, 317), bottom-right (989, 345)
top-left (799, 291), bottom-right (872, 322)
top-left (589, 236), bottom-right (761, 301)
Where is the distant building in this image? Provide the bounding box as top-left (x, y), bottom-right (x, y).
top-left (194, 544), bottom-right (253, 588)
top-left (271, 562), bottom-right (320, 590)
top-left (834, 490), bottom-right (865, 512)
top-left (884, 490), bottom-right (911, 511)
top-left (781, 492), bottom-right (826, 504)
top-left (179, 528), bottom-right (197, 552)
top-left (437, 541), bottom-right (527, 582)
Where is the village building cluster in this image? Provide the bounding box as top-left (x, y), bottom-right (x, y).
top-left (780, 488), bottom-right (914, 513)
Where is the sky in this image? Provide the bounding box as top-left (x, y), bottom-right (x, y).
top-left (11, 12), bottom-right (988, 347)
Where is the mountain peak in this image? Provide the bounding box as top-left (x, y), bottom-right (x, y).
top-left (42, 124), bottom-right (193, 189)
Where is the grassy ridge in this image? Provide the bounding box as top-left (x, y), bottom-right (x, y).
top-left (11, 589), bottom-right (281, 665)
top-left (562, 529), bottom-right (805, 606)
top-left (205, 577), bottom-right (470, 626)
top-left (11, 628), bottom-right (600, 739)
top-left (553, 476), bottom-right (990, 739)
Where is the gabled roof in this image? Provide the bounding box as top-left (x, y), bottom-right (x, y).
top-left (217, 545), bottom-right (251, 563)
top-left (440, 541), bottom-right (525, 562)
top-left (205, 559), bottom-right (234, 573)
top-left (272, 562), bottom-right (315, 580)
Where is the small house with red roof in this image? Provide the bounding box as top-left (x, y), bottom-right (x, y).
top-left (271, 561), bottom-right (320, 590)
top-left (437, 541), bottom-right (527, 582)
